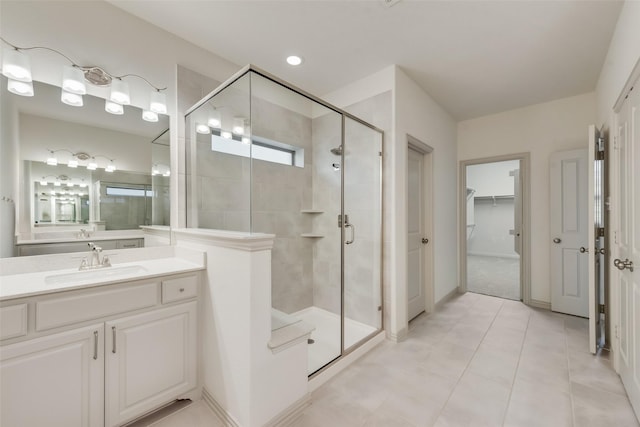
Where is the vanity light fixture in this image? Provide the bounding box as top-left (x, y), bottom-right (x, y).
top-left (67, 159), bottom-right (78, 168)
top-left (54, 181), bottom-right (61, 187)
top-left (221, 131), bottom-right (232, 139)
top-left (105, 161), bottom-right (116, 173)
top-left (46, 151), bottom-right (58, 166)
top-left (207, 110), bottom-right (221, 128)
top-left (1, 37), bottom-right (167, 118)
top-left (40, 179), bottom-right (48, 185)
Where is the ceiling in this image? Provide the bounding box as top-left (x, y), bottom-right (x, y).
top-left (109, 0), bottom-right (623, 121)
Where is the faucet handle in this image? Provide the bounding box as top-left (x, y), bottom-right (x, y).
top-left (88, 242), bottom-right (95, 249)
top-left (102, 255), bottom-right (111, 267)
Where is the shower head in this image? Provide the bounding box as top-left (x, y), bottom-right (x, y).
top-left (330, 146), bottom-right (343, 156)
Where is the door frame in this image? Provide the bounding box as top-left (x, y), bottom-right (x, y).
top-left (407, 135), bottom-right (434, 315)
top-left (459, 153), bottom-right (532, 305)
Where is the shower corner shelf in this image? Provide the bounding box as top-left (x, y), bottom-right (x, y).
top-left (300, 233), bottom-right (324, 238)
top-left (300, 209), bottom-right (324, 214)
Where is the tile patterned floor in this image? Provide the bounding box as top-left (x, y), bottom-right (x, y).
top-left (141, 292), bottom-right (640, 427)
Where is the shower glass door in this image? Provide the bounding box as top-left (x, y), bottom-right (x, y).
top-left (342, 117), bottom-right (383, 353)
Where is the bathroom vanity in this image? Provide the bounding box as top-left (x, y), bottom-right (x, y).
top-left (0, 251), bottom-right (204, 427)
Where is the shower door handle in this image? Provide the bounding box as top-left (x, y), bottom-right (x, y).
top-left (345, 222), bottom-right (355, 245)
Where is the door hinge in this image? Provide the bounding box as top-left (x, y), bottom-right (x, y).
top-left (378, 305), bottom-right (382, 312)
top-left (599, 304), bottom-right (606, 314)
top-left (598, 227), bottom-right (605, 237)
top-left (596, 151), bottom-right (605, 160)
top-left (379, 151), bottom-right (382, 157)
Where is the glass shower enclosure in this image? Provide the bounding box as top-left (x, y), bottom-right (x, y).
top-left (185, 66), bottom-right (383, 376)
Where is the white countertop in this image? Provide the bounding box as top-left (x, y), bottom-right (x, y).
top-left (16, 231), bottom-right (145, 246)
top-left (0, 248), bottom-right (206, 301)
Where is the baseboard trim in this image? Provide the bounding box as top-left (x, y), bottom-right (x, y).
top-left (529, 299), bottom-right (551, 310)
top-left (435, 287), bottom-right (460, 310)
top-left (202, 388), bottom-right (240, 427)
top-left (264, 394), bottom-right (311, 427)
top-left (387, 327), bottom-right (408, 343)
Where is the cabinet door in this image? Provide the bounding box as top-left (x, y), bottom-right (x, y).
top-left (0, 324), bottom-right (104, 427)
top-left (105, 301), bottom-right (197, 427)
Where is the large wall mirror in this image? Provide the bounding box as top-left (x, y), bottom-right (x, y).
top-left (4, 76), bottom-right (170, 254)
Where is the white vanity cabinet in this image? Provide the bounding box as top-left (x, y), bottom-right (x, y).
top-left (0, 324), bottom-right (105, 427)
top-left (0, 272), bottom-right (200, 427)
top-left (105, 301), bottom-right (197, 427)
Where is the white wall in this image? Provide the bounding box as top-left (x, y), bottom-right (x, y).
top-left (466, 160), bottom-right (519, 197)
top-left (324, 65), bottom-right (458, 339)
top-left (458, 92), bottom-right (596, 304)
top-left (595, 1), bottom-right (640, 127)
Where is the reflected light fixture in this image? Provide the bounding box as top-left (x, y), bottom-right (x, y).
top-left (7, 79), bottom-right (33, 96)
top-left (86, 159), bottom-right (98, 170)
top-left (105, 100), bottom-right (124, 115)
top-left (61, 90), bottom-right (83, 107)
top-left (39, 179), bottom-right (48, 186)
top-left (221, 131), bottom-right (232, 139)
top-left (1, 37), bottom-right (167, 120)
top-left (142, 110), bottom-right (158, 122)
top-left (232, 117), bottom-right (245, 135)
top-left (67, 159), bottom-right (78, 168)
top-left (196, 123), bottom-right (210, 134)
top-left (207, 110), bottom-right (221, 128)
top-left (46, 151), bottom-right (58, 166)
top-left (105, 161), bottom-right (116, 173)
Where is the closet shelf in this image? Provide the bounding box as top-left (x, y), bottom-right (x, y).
top-left (300, 209), bottom-right (324, 214)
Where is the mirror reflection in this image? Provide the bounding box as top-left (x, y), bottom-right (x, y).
top-left (4, 76), bottom-right (170, 253)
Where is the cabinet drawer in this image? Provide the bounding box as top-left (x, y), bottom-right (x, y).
top-left (0, 304), bottom-right (28, 340)
top-left (162, 276), bottom-right (198, 304)
top-left (116, 239), bottom-right (142, 249)
top-left (36, 283), bottom-right (158, 331)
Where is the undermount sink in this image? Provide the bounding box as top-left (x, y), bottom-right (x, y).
top-left (45, 265), bottom-right (148, 285)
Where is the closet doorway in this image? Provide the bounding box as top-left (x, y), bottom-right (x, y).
top-left (460, 155), bottom-right (530, 302)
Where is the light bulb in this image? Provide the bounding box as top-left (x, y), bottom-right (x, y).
top-left (110, 78), bottom-right (130, 105)
top-left (67, 159), bottom-right (78, 168)
top-left (62, 65), bottom-right (86, 95)
top-left (105, 100), bottom-right (124, 115)
top-left (232, 117), bottom-right (245, 135)
top-left (286, 55), bottom-right (303, 66)
top-left (61, 90), bottom-right (83, 107)
top-left (142, 110), bottom-right (158, 122)
top-left (87, 160), bottom-right (97, 170)
top-left (7, 79), bottom-right (34, 96)
top-left (79, 183), bottom-right (87, 188)
top-left (162, 171), bottom-right (171, 177)
top-left (242, 137), bottom-right (250, 145)
top-left (40, 180), bottom-right (47, 186)
top-left (46, 156), bottom-right (58, 166)
top-left (105, 163), bottom-right (116, 173)
top-left (208, 112), bottom-right (221, 128)
top-left (150, 90), bottom-right (167, 114)
top-left (54, 181), bottom-right (61, 187)
top-left (67, 182), bottom-right (74, 187)
top-left (2, 48), bottom-right (32, 82)
top-left (196, 124), bottom-right (210, 134)
top-left (221, 131), bottom-right (232, 139)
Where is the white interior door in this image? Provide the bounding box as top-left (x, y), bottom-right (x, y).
top-left (408, 147), bottom-right (425, 320)
top-left (615, 80), bottom-right (640, 418)
top-left (550, 148), bottom-right (589, 317)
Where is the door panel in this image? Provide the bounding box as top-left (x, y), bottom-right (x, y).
top-left (408, 147), bottom-right (425, 320)
top-left (616, 79), bottom-right (640, 418)
top-left (342, 117), bottom-right (382, 353)
top-left (550, 149), bottom-right (589, 317)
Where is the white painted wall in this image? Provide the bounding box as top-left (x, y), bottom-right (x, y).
top-left (458, 92), bottom-right (596, 304)
top-left (324, 65), bottom-right (458, 339)
top-left (595, 1), bottom-right (640, 127)
top-left (466, 160), bottom-right (519, 197)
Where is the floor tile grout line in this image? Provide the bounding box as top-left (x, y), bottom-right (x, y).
top-left (430, 295), bottom-right (505, 426)
top-left (499, 306), bottom-right (531, 427)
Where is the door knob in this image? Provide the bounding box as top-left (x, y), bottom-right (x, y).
top-left (553, 238), bottom-right (561, 244)
top-left (614, 258), bottom-right (634, 272)
top-left (422, 238), bottom-right (429, 244)
top-left (579, 247), bottom-right (588, 253)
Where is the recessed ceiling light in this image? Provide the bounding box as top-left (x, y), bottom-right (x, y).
top-left (286, 55), bottom-right (303, 66)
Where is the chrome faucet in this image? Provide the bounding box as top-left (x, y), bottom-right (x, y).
top-left (79, 242), bottom-right (111, 270)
